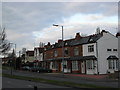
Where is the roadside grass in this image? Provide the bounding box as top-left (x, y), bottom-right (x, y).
top-left (2, 66), bottom-right (12, 70)
top-left (2, 73), bottom-right (117, 89)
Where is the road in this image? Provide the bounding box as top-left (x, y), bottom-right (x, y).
top-left (2, 77), bottom-right (85, 90)
top-left (2, 69), bottom-right (119, 88)
top-left (2, 77), bottom-right (69, 88)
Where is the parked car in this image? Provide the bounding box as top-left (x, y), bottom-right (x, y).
top-left (30, 67), bottom-right (42, 72)
top-left (21, 66), bottom-right (31, 71)
top-left (30, 67), bottom-right (52, 73)
top-left (42, 68), bottom-right (52, 73)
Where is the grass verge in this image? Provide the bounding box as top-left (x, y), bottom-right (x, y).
top-left (2, 73), bottom-right (117, 89)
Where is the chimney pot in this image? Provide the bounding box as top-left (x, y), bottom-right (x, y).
top-left (116, 32), bottom-right (120, 37)
top-left (75, 32), bottom-right (81, 40)
top-left (47, 42), bottom-right (51, 46)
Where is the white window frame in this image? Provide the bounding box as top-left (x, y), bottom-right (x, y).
top-left (86, 60), bottom-right (95, 70)
top-left (72, 61), bottom-right (78, 70)
top-left (108, 60), bottom-right (118, 69)
top-left (88, 45), bottom-right (94, 52)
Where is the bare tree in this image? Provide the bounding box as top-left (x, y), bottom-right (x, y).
top-left (0, 27), bottom-right (11, 55)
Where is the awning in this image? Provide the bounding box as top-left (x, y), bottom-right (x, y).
top-left (44, 55), bottom-right (97, 61)
top-left (70, 55), bottom-right (97, 60)
top-left (44, 57), bottom-right (70, 61)
top-left (107, 55), bottom-right (118, 60)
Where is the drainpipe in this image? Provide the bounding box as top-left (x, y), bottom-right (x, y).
top-left (118, 35), bottom-right (120, 85)
top-left (96, 42), bottom-right (99, 74)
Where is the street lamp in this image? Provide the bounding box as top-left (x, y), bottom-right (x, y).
top-left (9, 43), bottom-right (16, 75)
top-left (53, 24), bottom-right (64, 76)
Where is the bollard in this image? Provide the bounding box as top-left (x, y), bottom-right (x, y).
top-left (34, 86), bottom-right (37, 90)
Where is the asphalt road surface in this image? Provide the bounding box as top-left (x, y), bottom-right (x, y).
top-left (2, 77), bottom-right (85, 90)
top-left (2, 77), bottom-right (70, 88)
top-left (2, 69), bottom-right (119, 88)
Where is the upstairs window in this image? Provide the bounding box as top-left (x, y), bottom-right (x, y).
top-left (74, 47), bottom-right (79, 56)
top-left (88, 45), bottom-right (94, 52)
top-left (64, 48), bottom-right (68, 56)
top-left (54, 50), bottom-right (58, 57)
top-left (113, 49), bottom-right (117, 52)
top-left (65, 42), bottom-right (68, 46)
top-left (52, 45), bottom-right (54, 48)
top-left (107, 49), bottom-right (111, 51)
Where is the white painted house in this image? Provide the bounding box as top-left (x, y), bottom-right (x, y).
top-left (83, 29), bottom-right (118, 74)
top-left (34, 47), bottom-right (44, 61)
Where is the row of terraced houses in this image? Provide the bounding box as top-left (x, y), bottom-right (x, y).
top-left (24, 28), bottom-right (119, 75)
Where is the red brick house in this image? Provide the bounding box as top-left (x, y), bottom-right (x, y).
top-left (40, 29), bottom-right (118, 75)
top-left (42, 33), bottom-right (84, 73)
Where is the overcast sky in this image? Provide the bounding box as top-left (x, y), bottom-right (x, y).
top-left (1, 1), bottom-right (118, 53)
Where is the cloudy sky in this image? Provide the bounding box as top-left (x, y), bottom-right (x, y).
top-left (1, 1), bottom-right (118, 54)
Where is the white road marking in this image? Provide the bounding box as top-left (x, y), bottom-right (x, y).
top-left (27, 85), bottom-right (33, 88)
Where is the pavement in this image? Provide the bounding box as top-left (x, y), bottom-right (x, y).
top-left (2, 69), bottom-right (119, 88)
top-left (43, 72), bottom-right (118, 81)
top-left (66, 74), bottom-right (108, 79)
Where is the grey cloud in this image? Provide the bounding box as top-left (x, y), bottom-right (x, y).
top-left (2, 2), bottom-right (118, 50)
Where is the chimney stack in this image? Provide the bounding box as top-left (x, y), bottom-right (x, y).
top-left (96, 27), bottom-right (100, 34)
top-left (116, 32), bottom-right (120, 37)
top-left (47, 42), bottom-right (51, 46)
top-left (75, 33), bottom-right (81, 40)
top-left (58, 39), bottom-right (62, 43)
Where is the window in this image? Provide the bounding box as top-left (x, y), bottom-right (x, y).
top-left (52, 61), bottom-right (58, 69)
top-left (108, 60), bottom-right (118, 69)
top-left (107, 49), bottom-right (111, 51)
top-left (63, 61), bottom-right (67, 69)
top-left (64, 48), bottom-right (68, 56)
top-left (44, 48), bottom-right (46, 51)
top-left (52, 45), bottom-right (54, 48)
top-left (65, 42), bottom-right (68, 46)
top-left (88, 45), bottom-right (94, 52)
top-left (89, 38), bottom-right (93, 42)
top-left (108, 60), bottom-right (112, 69)
top-left (74, 47), bottom-right (79, 56)
top-left (113, 49), bottom-right (117, 51)
top-left (86, 60), bottom-right (95, 69)
top-left (72, 61), bottom-right (78, 70)
top-left (54, 50), bottom-right (58, 57)
top-left (116, 60), bottom-right (118, 69)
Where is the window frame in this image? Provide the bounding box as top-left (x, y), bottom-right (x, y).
top-left (64, 48), bottom-right (68, 56)
top-left (88, 45), bottom-right (94, 52)
top-left (74, 47), bottom-right (79, 56)
top-left (107, 49), bottom-right (112, 52)
top-left (72, 61), bottom-right (78, 70)
top-left (108, 59), bottom-right (118, 69)
top-left (54, 50), bottom-right (58, 57)
top-left (86, 60), bottom-right (95, 70)
top-left (113, 49), bottom-right (117, 52)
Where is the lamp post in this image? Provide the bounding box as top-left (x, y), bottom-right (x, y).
top-left (9, 43), bottom-right (16, 75)
top-left (53, 24), bottom-right (64, 76)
